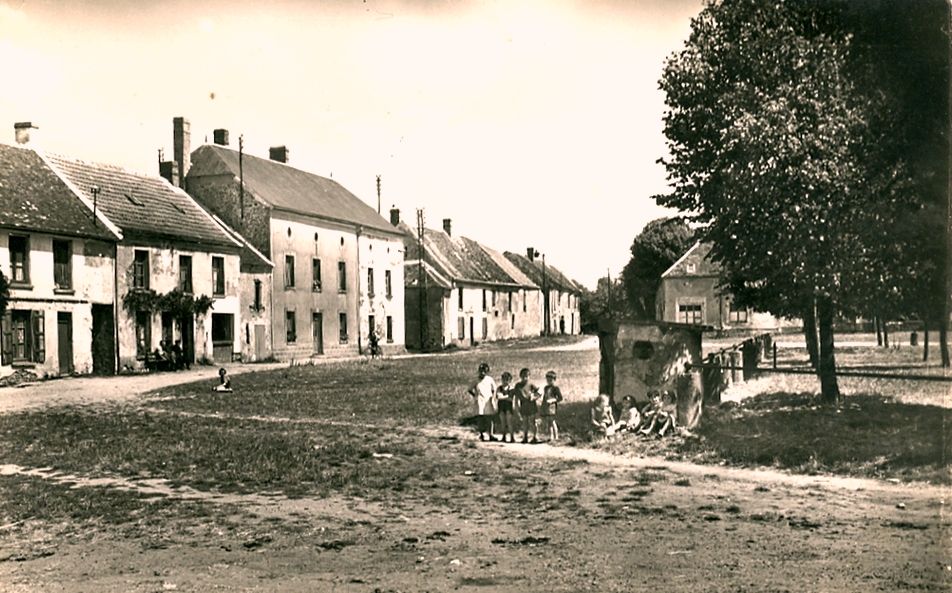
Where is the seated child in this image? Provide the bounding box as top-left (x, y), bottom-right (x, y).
top-left (213, 367), bottom-right (233, 392)
top-left (640, 390), bottom-right (676, 437)
top-left (612, 395), bottom-right (642, 433)
top-left (590, 393), bottom-right (616, 438)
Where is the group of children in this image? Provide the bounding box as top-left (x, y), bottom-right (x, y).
top-left (590, 389), bottom-right (677, 439)
top-left (468, 363), bottom-right (563, 444)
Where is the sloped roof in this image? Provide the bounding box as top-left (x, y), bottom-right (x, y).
top-left (0, 142), bottom-right (119, 241)
top-left (187, 144), bottom-right (399, 236)
top-left (404, 260), bottom-right (453, 289)
top-left (44, 152), bottom-right (239, 250)
top-left (204, 210), bottom-right (274, 271)
top-left (661, 241), bottom-right (721, 278)
top-left (399, 222), bottom-right (535, 289)
top-left (503, 252), bottom-right (583, 294)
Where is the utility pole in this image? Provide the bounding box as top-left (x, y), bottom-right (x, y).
top-left (239, 135), bottom-right (244, 221)
top-left (416, 208), bottom-right (427, 350)
top-left (376, 175), bottom-right (382, 214)
top-left (542, 253), bottom-right (548, 336)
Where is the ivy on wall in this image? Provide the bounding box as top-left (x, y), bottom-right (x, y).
top-left (122, 289), bottom-right (214, 318)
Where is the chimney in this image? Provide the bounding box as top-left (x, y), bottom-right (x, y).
top-left (527, 247), bottom-right (536, 262)
top-left (14, 122), bottom-right (38, 145)
top-left (269, 145), bottom-right (289, 163)
top-left (442, 218), bottom-right (452, 236)
top-left (213, 129), bottom-right (229, 146)
top-left (390, 207), bottom-right (400, 227)
top-left (173, 117), bottom-right (190, 188)
top-left (159, 160), bottom-right (179, 187)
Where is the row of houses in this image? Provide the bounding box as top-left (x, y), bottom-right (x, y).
top-left (0, 118), bottom-right (582, 380)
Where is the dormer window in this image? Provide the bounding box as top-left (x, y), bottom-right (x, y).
top-left (687, 263), bottom-right (696, 274)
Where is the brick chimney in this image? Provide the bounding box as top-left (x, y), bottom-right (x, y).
top-left (390, 207), bottom-right (400, 226)
top-left (213, 129), bottom-right (229, 146)
top-left (159, 160), bottom-right (179, 187)
top-left (442, 218), bottom-right (452, 236)
top-left (14, 122), bottom-right (38, 145)
top-left (173, 117), bottom-right (190, 188)
top-left (269, 145), bottom-right (289, 163)
top-left (527, 247), bottom-right (536, 262)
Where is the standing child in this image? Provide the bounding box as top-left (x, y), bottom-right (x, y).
top-left (514, 367), bottom-right (541, 444)
top-left (468, 362), bottom-right (498, 441)
top-left (540, 370), bottom-right (564, 441)
top-left (496, 372), bottom-right (516, 443)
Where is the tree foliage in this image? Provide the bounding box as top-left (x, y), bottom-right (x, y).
top-left (122, 289), bottom-right (214, 318)
top-left (656, 0), bottom-right (949, 400)
top-left (579, 276), bottom-right (627, 333)
top-left (620, 217), bottom-right (696, 320)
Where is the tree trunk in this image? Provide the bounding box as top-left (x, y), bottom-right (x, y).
top-left (816, 296), bottom-right (840, 405)
top-left (940, 321), bottom-right (950, 368)
top-left (923, 328), bottom-right (930, 362)
top-left (875, 316), bottom-right (882, 346)
top-left (803, 302), bottom-right (819, 370)
top-left (882, 318), bottom-right (890, 349)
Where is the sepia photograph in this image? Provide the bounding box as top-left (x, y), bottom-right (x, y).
top-left (0, 0), bottom-right (948, 590)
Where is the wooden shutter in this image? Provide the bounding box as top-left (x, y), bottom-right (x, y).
top-left (31, 311), bottom-right (45, 363)
top-left (1, 312), bottom-right (11, 366)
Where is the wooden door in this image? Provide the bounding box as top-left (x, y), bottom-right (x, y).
top-left (57, 312), bottom-right (72, 374)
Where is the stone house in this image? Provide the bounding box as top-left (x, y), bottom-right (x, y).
top-left (399, 215), bottom-right (541, 350)
top-left (0, 138), bottom-right (122, 379)
top-left (184, 126), bottom-right (406, 359)
top-left (656, 241), bottom-right (799, 332)
top-left (503, 250), bottom-right (583, 336)
top-left (42, 150), bottom-right (245, 371)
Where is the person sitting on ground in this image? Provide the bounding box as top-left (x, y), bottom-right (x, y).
top-left (640, 390), bottom-right (676, 437)
top-left (612, 395), bottom-right (642, 434)
top-left (213, 367), bottom-right (233, 392)
top-left (590, 393), bottom-right (616, 438)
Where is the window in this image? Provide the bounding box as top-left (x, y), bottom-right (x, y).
top-left (286, 310), bottom-right (296, 343)
top-left (135, 310), bottom-right (151, 359)
top-left (53, 240), bottom-right (72, 290)
top-left (458, 317), bottom-right (465, 339)
top-left (492, 290), bottom-right (497, 307)
top-left (212, 256), bottom-right (225, 296)
top-left (212, 313), bottom-right (234, 344)
top-left (481, 318), bottom-right (488, 339)
top-left (133, 249), bottom-right (149, 290)
top-left (729, 302), bottom-right (749, 323)
top-left (1, 310), bottom-right (45, 364)
top-left (8, 235), bottom-right (29, 285)
top-left (312, 258), bottom-right (322, 292)
top-left (338, 262), bottom-right (347, 293)
top-left (385, 270), bottom-right (392, 298)
top-left (522, 290), bottom-right (527, 312)
top-left (687, 263), bottom-right (696, 274)
top-left (253, 279), bottom-right (263, 311)
top-left (679, 303), bottom-right (703, 325)
top-left (481, 290), bottom-right (486, 311)
top-left (339, 312), bottom-right (348, 343)
top-left (508, 291), bottom-right (513, 313)
top-left (284, 255), bottom-right (295, 288)
top-left (367, 267), bottom-right (375, 297)
top-left (368, 315), bottom-right (375, 339)
top-left (179, 255), bottom-right (192, 293)
top-left (458, 288), bottom-right (464, 311)
top-left (386, 316), bottom-right (393, 342)
top-left (511, 314), bottom-right (515, 330)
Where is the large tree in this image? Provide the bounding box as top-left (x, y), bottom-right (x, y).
top-left (620, 217), bottom-right (696, 320)
top-left (580, 275), bottom-right (627, 334)
top-left (655, 0), bottom-right (943, 402)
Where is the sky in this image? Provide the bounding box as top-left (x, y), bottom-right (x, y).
top-left (0, 0), bottom-right (705, 289)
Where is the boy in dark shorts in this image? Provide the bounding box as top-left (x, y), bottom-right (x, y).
top-left (515, 368), bottom-right (541, 443)
top-left (540, 370), bottom-right (563, 441)
top-left (496, 371), bottom-right (516, 443)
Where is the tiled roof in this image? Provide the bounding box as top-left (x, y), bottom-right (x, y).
top-left (400, 222), bottom-right (536, 288)
top-left (44, 152), bottom-right (239, 250)
top-left (661, 242), bottom-right (721, 278)
top-left (187, 144), bottom-right (400, 236)
top-left (404, 260), bottom-right (453, 289)
top-left (503, 252), bottom-right (583, 294)
top-left (0, 142), bottom-right (119, 241)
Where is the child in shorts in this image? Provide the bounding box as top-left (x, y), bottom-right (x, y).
top-left (468, 362), bottom-right (498, 441)
top-left (514, 367), bottom-right (541, 444)
top-left (640, 390), bottom-right (676, 437)
top-left (539, 370), bottom-right (563, 442)
top-left (590, 393), bottom-right (616, 438)
top-left (612, 395), bottom-right (641, 433)
top-left (496, 372), bottom-right (516, 443)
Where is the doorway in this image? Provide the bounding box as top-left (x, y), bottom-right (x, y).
top-left (469, 317), bottom-right (474, 346)
top-left (91, 304), bottom-right (115, 375)
top-left (254, 324), bottom-right (267, 360)
top-left (57, 312), bottom-right (72, 375)
top-left (312, 312), bottom-right (323, 355)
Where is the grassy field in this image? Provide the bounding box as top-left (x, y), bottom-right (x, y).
top-left (0, 334), bottom-right (948, 538)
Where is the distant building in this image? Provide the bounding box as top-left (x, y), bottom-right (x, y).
top-left (399, 215), bottom-right (541, 350)
top-left (656, 242), bottom-right (799, 332)
top-left (503, 250), bottom-right (583, 336)
top-left (0, 139), bottom-right (121, 378)
top-left (184, 124), bottom-right (406, 359)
